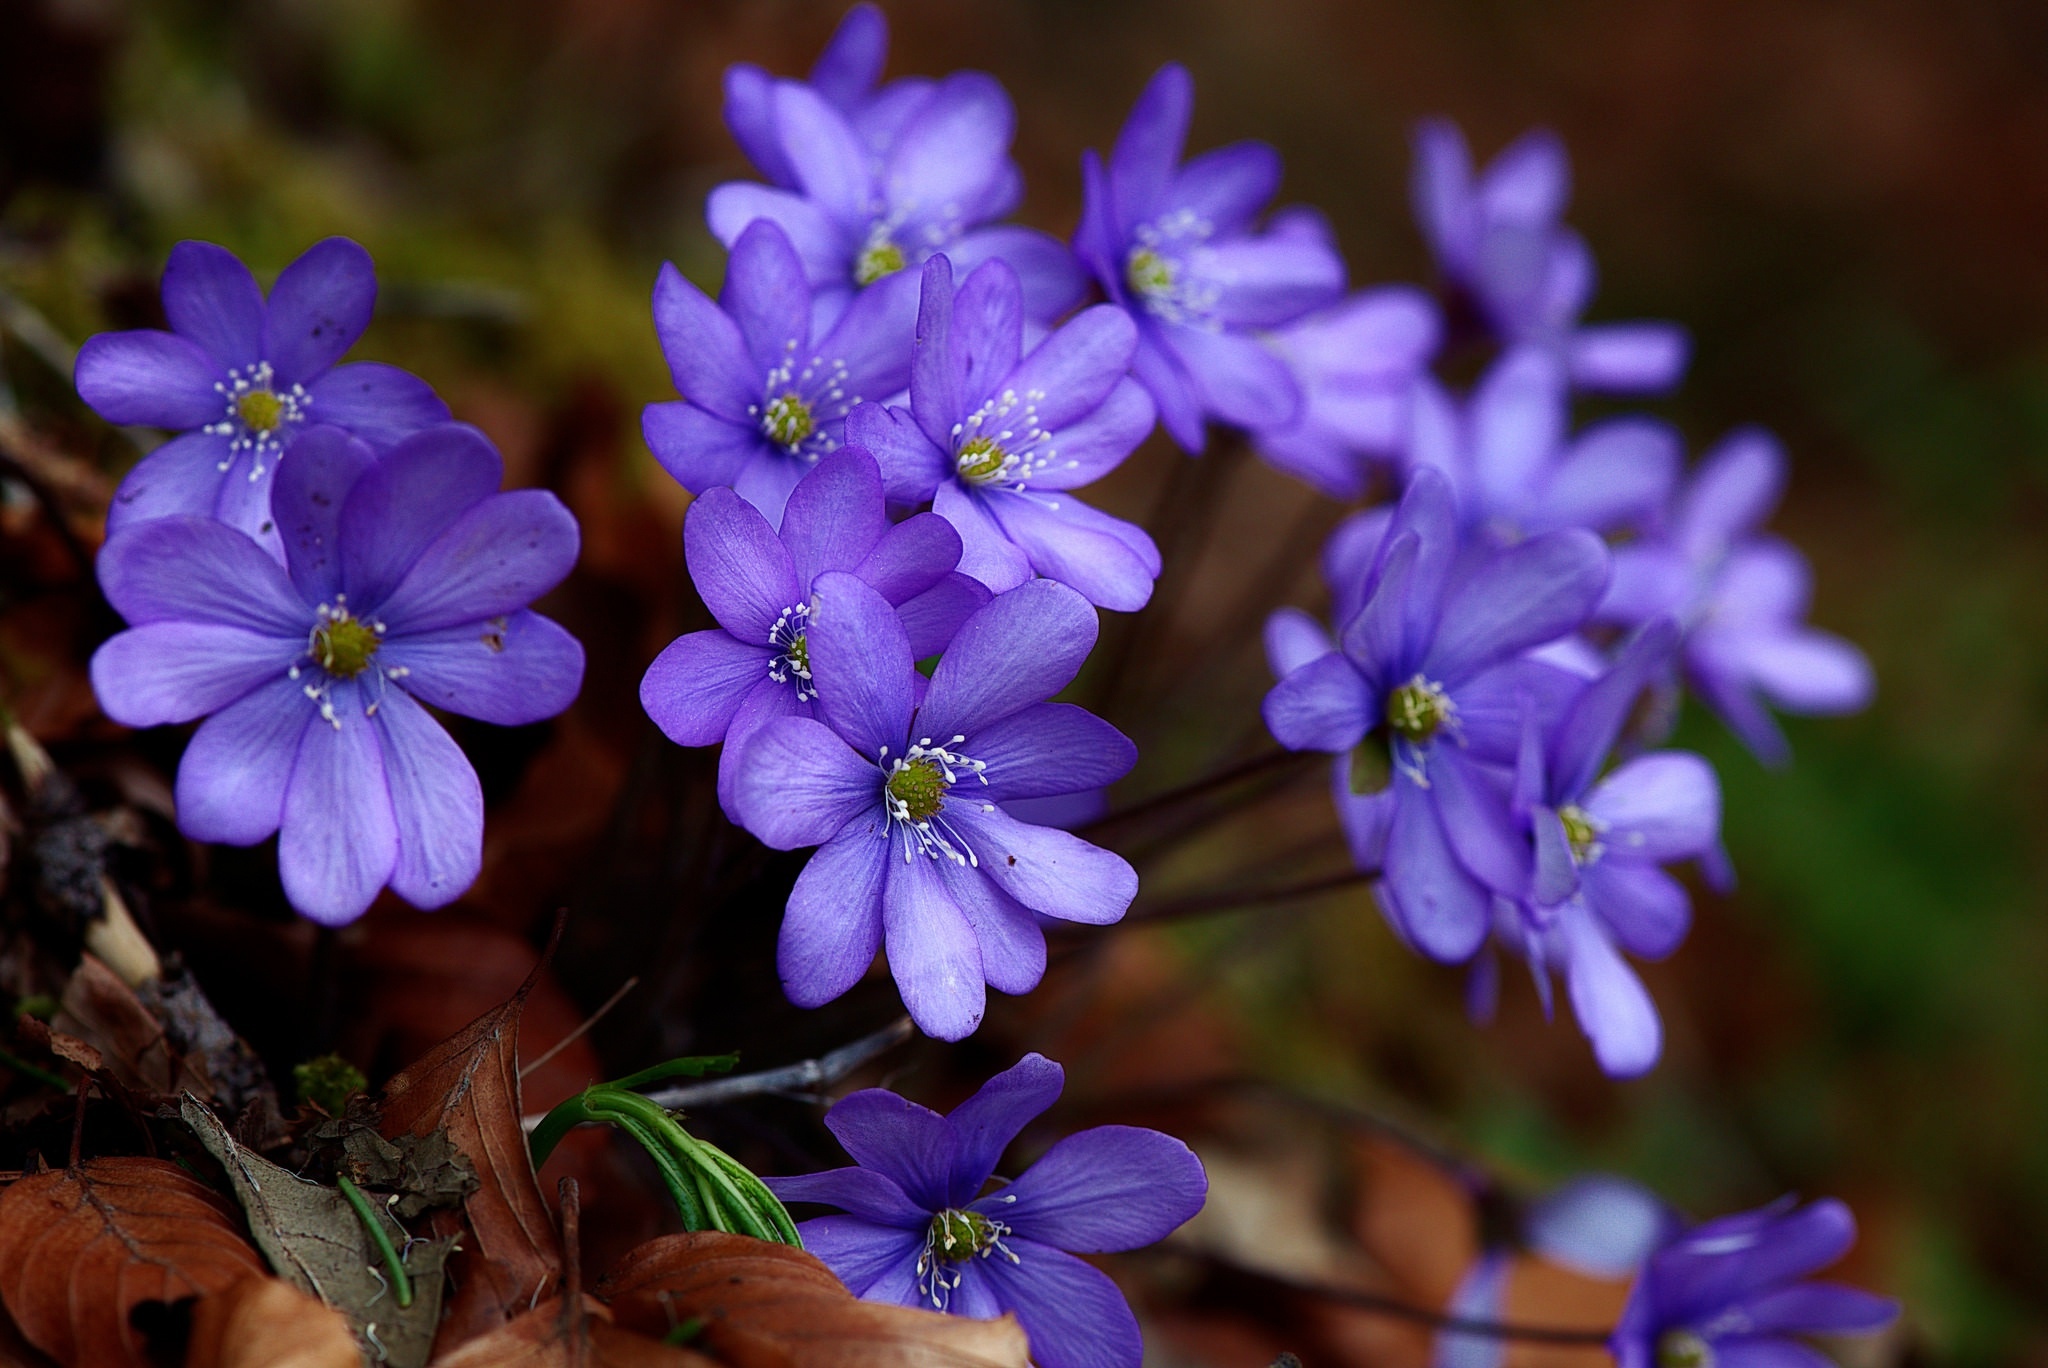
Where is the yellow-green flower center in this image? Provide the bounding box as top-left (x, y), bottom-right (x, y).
top-left (856, 238), bottom-right (906, 285)
top-left (956, 435), bottom-right (1009, 485)
top-left (786, 632), bottom-right (810, 678)
top-left (1126, 246), bottom-right (1175, 301)
top-left (1559, 803), bottom-right (1601, 864)
top-left (928, 1208), bottom-right (997, 1263)
top-left (236, 389), bottom-right (284, 432)
top-left (314, 613), bottom-right (380, 678)
top-left (887, 757), bottom-right (947, 823)
top-left (763, 393), bottom-right (814, 450)
top-left (1658, 1330), bottom-right (1714, 1368)
top-left (1386, 676), bottom-right (1454, 743)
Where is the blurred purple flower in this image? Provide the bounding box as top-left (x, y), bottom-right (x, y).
top-left (732, 574), bottom-right (1135, 1040)
top-left (644, 219), bottom-right (918, 526)
top-left (639, 447), bottom-right (986, 817)
top-left (1261, 469), bottom-right (1609, 960)
top-left (88, 424), bottom-right (583, 925)
top-left (764, 1052), bottom-right (1205, 1368)
top-left (1411, 120), bottom-right (1688, 395)
top-left (1599, 427), bottom-right (1874, 764)
top-left (76, 238), bottom-right (449, 554)
top-left (1253, 272), bottom-right (1441, 500)
top-left (1075, 64), bottom-right (1345, 451)
top-left (846, 255), bottom-right (1160, 610)
top-left (711, 5), bottom-right (1081, 326)
top-left (1614, 1198), bottom-right (1897, 1368)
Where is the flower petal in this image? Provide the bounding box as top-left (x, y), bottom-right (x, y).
top-left (940, 863), bottom-right (1046, 997)
top-left (384, 610), bottom-right (584, 726)
top-left (273, 425), bottom-right (378, 605)
top-left (824, 1087), bottom-right (958, 1214)
top-left (989, 1125), bottom-right (1205, 1251)
top-left (1381, 775), bottom-right (1491, 961)
top-left (1526, 1175), bottom-right (1674, 1278)
top-left (705, 182), bottom-right (847, 286)
top-left (945, 226), bottom-right (1087, 322)
top-left (1199, 230), bottom-right (1346, 331)
top-left (74, 330), bottom-right (222, 429)
top-left (966, 703), bottom-right (1135, 803)
top-left (1424, 529), bottom-right (1609, 683)
top-left (884, 852), bottom-right (986, 1041)
top-left (277, 682), bottom-right (397, 925)
top-left (765, 1166), bottom-right (928, 1229)
top-left (886, 72), bottom-right (1016, 237)
top-left (1004, 305), bottom-right (1138, 432)
top-left (1585, 752), bottom-right (1719, 864)
top-left (1163, 323), bottom-right (1301, 431)
top-left (97, 515), bottom-right (307, 633)
top-left (779, 822), bottom-right (889, 1008)
top-left (948, 260), bottom-right (1024, 415)
top-left (774, 82), bottom-right (873, 228)
top-left (1469, 346), bottom-right (1566, 513)
top-left (782, 448), bottom-right (890, 588)
top-left (371, 688), bottom-right (482, 909)
top-left (846, 402), bottom-right (951, 503)
top-left (732, 715), bottom-right (878, 849)
top-left (934, 481), bottom-right (1033, 595)
top-left (161, 241), bottom-right (265, 370)
top-left (1109, 64), bottom-right (1191, 230)
top-left (919, 578), bottom-right (1098, 741)
top-left (1169, 142), bottom-right (1281, 236)
top-left (820, 262), bottom-right (922, 411)
top-left (722, 215), bottom-right (817, 376)
top-left (1429, 745), bottom-right (1528, 896)
top-left (1742, 629), bottom-right (1874, 715)
top-left (852, 510), bottom-right (961, 605)
top-left (304, 362), bottom-right (451, 450)
top-left (983, 490), bottom-right (1159, 612)
top-left (947, 803), bottom-right (1134, 925)
top-left (807, 570), bottom-right (916, 759)
top-left (683, 486), bottom-right (801, 640)
top-left (1558, 899), bottom-right (1662, 1076)
top-left (1024, 377), bottom-right (1156, 493)
top-left (263, 237), bottom-right (376, 385)
top-left (1128, 327), bottom-right (1203, 452)
top-left (90, 622), bottom-right (297, 728)
top-left (338, 423), bottom-right (504, 609)
top-left (1677, 427), bottom-right (1784, 560)
top-left (639, 630), bottom-right (772, 746)
top-left (1568, 322), bottom-right (1689, 395)
top-left (105, 430), bottom-right (234, 534)
top-left (942, 1053), bottom-right (1064, 1202)
top-left (653, 259), bottom-right (760, 421)
top-left (791, 1216), bottom-right (924, 1300)
top-left (1580, 859), bottom-right (1692, 960)
top-left (372, 489), bottom-right (579, 634)
top-left (1263, 651), bottom-right (1373, 753)
top-left (720, 63), bottom-right (795, 188)
top-left (974, 1237), bottom-right (1142, 1368)
top-left (175, 673), bottom-right (312, 844)
top-left (1265, 607), bottom-right (1334, 678)
top-left (1739, 1283), bottom-right (1899, 1335)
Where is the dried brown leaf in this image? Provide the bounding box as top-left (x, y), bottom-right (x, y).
top-left (600, 1233), bottom-right (1033, 1368)
top-left (53, 952), bottom-right (210, 1097)
top-left (0, 1157), bottom-right (267, 1366)
top-left (183, 1276), bottom-right (359, 1368)
top-left (429, 1294), bottom-right (717, 1368)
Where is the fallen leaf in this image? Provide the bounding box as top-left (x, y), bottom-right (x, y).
top-left (306, 1093), bottom-right (480, 1220)
top-left (377, 947), bottom-right (564, 1349)
top-left (0, 1156), bottom-right (267, 1366)
top-left (184, 1095), bottom-right (455, 1368)
top-left (140, 966), bottom-right (280, 1121)
top-left (600, 1232), bottom-right (1033, 1368)
top-left (183, 1276), bottom-right (360, 1368)
top-left (53, 952), bottom-right (209, 1097)
top-left (429, 1293), bottom-right (716, 1368)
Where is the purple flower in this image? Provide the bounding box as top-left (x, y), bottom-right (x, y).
top-left (1484, 621), bottom-right (1721, 1077)
top-left (77, 238), bottom-right (449, 553)
top-left (1614, 1198), bottom-right (1897, 1368)
top-left (1411, 120), bottom-right (1688, 395)
top-left (1253, 274), bottom-right (1441, 500)
top-left (1261, 468), bottom-right (1608, 961)
top-left (639, 447), bottom-right (987, 817)
top-left (764, 1052), bottom-right (1206, 1368)
top-left (1598, 428), bottom-right (1874, 765)
top-left (1407, 346), bottom-right (1681, 542)
top-left (88, 424), bottom-right (583, 925)
top-left (645, 219), bottom-right (919, 526)
top-left (732, 574), bottom-right (1136, 1040)
top-left (846, 255), bottom-right (1160, 611)
top-left (1075, 64), bottom-right (1345, 451)
top-left (710, 6), bottom-right (1082, 325)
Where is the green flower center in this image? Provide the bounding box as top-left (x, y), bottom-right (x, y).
top-left (313, 612), bottom-right (381, 678)
top-left (928, 1208), bottom-right (998, 1263)
top-left (763, 393), bottom-right (814, 450)
top-left (1559, 803), bottom-right (1602, 864)
top-left (856, 238), bottom-right (906, 285)
top-left (1385, 675), bottom-right (1454, 743)
top-left (956, 435), bottom-right (1010, 485)
top-left (236, 388), bottom-right (284, 431)
top-left (1126, 245), bottom-right (1175, 302)
top-left (786, 632), bottom-right (809, 678)
top-left (887, 757), bottom-right (948, 823)
top-left (1658, 1331), bottom-right (1714, 1368)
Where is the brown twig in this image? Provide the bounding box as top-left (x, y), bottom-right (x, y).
top-left (558, 1176), bottom-right (584, 1367)
top-left (1081, 747), bottom-right (1312, 839)
top-left (521, 976), bottom-right (640, 1080)
top-left (1126, 868), bottom-right (1372, 924)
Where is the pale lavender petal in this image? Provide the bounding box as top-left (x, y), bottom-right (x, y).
top-left (90, 622), bottom-right (297, 728)
top-left (884, 851), bottom-right (986, 1041)
top-left (846, 401), bottom-right (950, 503)
top-left (96, 515), bottom-right (306, 633)
top-left (1580, 860), bottom-right (1692, 960)
top-left (1429, 744), bottom-right (1529, 897)
top-left (644, 401), bottom-right (761, 494)
top-left (807, 570), bottom-right (916, 758)
top-left (640, 631), bottom-right (773, 746)
top-left (1568, 323), bottom-right (1690, 394)
top-left (944, 1053), bottom-right (1064, 1202)
top-left (263, 238), bottom-right (375, 385)
top-left (765, 1166), bottom-right (927, 1229)
top-left (705, 182), bottom-right (847, 284)
top-left (732, 715), bottom-right (876, 849)
top-left (1128, 328), bottom-right (1204, 452)
top-left (1532, 806), bottom-right (1579, 906)
top-left (897, 573), bottom-right (990, 657)
top-left (1549, 618), bottom-right (1680, 803)
top-left (1740, 1284), bottom-right (1899, 1335)
top-left (1601, 544), bottom-right (1696, 626)
top-left (941, 864), bottom-right (1047, 997)
top-left (775, 82), bottom-right (873, 227)
top-left (1265, 606), bottom-right (1333, 678)
top-left (1263, 652), bottom-right (1373, 753)
top-left (1477, 128), bottom-right (1570, 226)
top-left (919, 578), bottom-right (1098, 741)
top-left (653, 260), bottom-right (759, 421)
top-left (886, 73), bottom-right (1016, 236)
top-left (1411, 119), bottom-right (1477, 269)
top-left (1027, 379), bottom-right (1157, 492)
top-left (1382, 776), bottom-right (1491, 961)
top-left (371, 688), bottom-right (482, 908)
top-left (988, 1125), bottom-right (1204, 1251)
top-left (716, 675), bottom-right (808, 820)
top-left (966, 703), bottom-right (1135, 803)
top-left (1164, 322), bottom-right (1302, 430)
top-left (273, 425), bottom-right (377, 605)
top-left (945, 226), bottom-right (1087, 322)
top-left (1527, 1176), bottom-right (1673, 1278)
top-left (781, 448), bottom-right (890, 586)
top-left (1677, 427), bottom-right (1784, 559)
top-left (1743, 630), bottom-right (1874, 714)
top-left (947, 803), bottom-right (1134, 925)
top-left (1201, 231), bottom-right (1346, 330)
top-left (780, 823), bottom-right (889, 1008)
top-left (74, 330), bottom-right (222, 428)
top-left (383, 610), bottom-right (584, 726)
top-left (936, 481), bottom-right (1033, 594)
top-left (373, 489), bottom-right (578, 633)
top-left (1434, 1254), bottom-right (1509, 1368)
top-left (1561, 900), bottom-right (1660, 1077)
top-left (975, 1238), bottom-right (1142, 1368)
top-left (334, 422), bottom-right (502, 607)
top-left (278, 682), bottom-right (397, 924)
top-left (723, 216), bottom-right (816, 375)
top-left (684, 486), bottom-right (801, 639)
top-left (174, 674), bottom-right (310, 844)
top-left (721, 64), bottom-right (794, 188)
top-left (304, 363), bottom-right (450, 449)
top-left (1110, 64), bottom-right (1192, 228)
top-left (1425, 529), bottom-right (1609, 682)
top-left (1170, 141), bottom-right (1281, 234)
top-left (161, 241), bottom-right (264, 370)
top-left (1004, 305), bottom-right (1138, 431)
top-left (1470, 346), bottom-right (1566, 512)
top-left (983, 489), bottom-right (1158, 612)
top-left (104, 429), bottom-right (232, 533)
top-left (1336, 767), bottom-right (1394, 871)
top-left (811, 3), bottom-right (887, 103)
top-left (1584, 752), bottom-right (1719, 863)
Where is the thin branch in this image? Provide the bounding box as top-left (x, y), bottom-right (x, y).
top-left (639, 1016), bottom-right (915, 1110)
top-left (1126, 869), bottom-right (1372, 924)
top-left (1082, 747), bottom-right (1311, 839)
top-left (521, 976), bottom-right (640, 1080)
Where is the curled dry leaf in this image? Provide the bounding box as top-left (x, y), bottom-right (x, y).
top-left (54, 952), bottom-right (211, 1097)
top-left (428, 1293), bottom-right (717, 1368)
top-left (182, 1276), bottom-right (359, 1368)
top-left (0, 1156), bottom-right (267, 1367)
top-left (600, 1232), bottom-right (1033, 1368)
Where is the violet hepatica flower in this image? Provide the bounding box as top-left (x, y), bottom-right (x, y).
top-left (89, 424), bottom-right (583, 925)
top-left (1599, 427), bottom-right (1874, 765)
top-left (710, 7), bottom-right (1081, 325)
top-left (77, 238), bottom-right (448, 552)
top-left (1484, 619), bottom-right (1720, 1077)
top-left (764, 1052), bottom-right (1206, 1368)
top-left (1614, 1198), bottom-right (1897, 1368)
top-left (1261, 468), bottom-right (1609, 961)
top-left (1411, 120), bottom-right (1688, 395)
top-left (846, 255), bottom-right (1160, 611)
top-left (1253, 274), bottom-right (1442, 501)
top-left (645, 218), bottom-right (919, 526)
top-left (639, 447), bottom-right (986, 817)
top-left (733, 574), bottom-right (1136, 1040)
top-left (1075, 63), bottom-right (1345, 451)
top-left (1407, 346), bottom-right (1682, 543)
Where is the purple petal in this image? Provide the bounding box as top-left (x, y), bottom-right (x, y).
top-left (1164, 323), bottom-right (1302, 431)
top-left (653, 259), bottom-right (759, 421)
top-left (940, 863), bottom-right (1046, 997)
top-left (723, 216), bottom-right (816, 376)
top-left (766, 1168), bottom-right (926, 1229)
top-left (1339, 531), bottom-right (1422, 684)
top-left (1581, 860), bottom-right (1691, 959)
top-left (731, 715), bottom-right (877, 849)
top-left (1678, 427), bottom-right (1785, 560)
top-left (91, 622), bottom-right (295, 728)
top-left (974, 1238), bottom-right (1142, 1368)
top-left (105, 429), bottom-right (232, 533)
top-left (705, 182), bottom-right (846, 284)
top-left (807, 570), bottom-right (916, 758)
top-left (935, 480), bottom-right (1033, 594)
top-left (1263, 651), bottom-right (1373, 753)
top-left (303, 362), bottom-right (450, 450)
top-left (897, 572), bottom-right (990, 658)
top-left (1536, 416), bottom-right (1681, 536)
top-left (910, 256), bottom-right (964, 449)
top-left (262, 238), bottom-right (375, 385)
top-left (1561, 900), bottom-right (1660, 1076)
top-left (74, 330), bottom-right (222, 428)
top-left (272, 425), bottom-right (376, 605)
top-left (796, 1217), bottom-right (924, 1301)
top-left (1202, 231), bottom-right (1346, 331)
top-left (161, 241), bottom-right (264, 370)
top-left (989, 1125), bottom-right (1204, 1251)
top-left (947, 804), bottom-right (1135, 925)
top-left (1740, 1283), bottom-right (1898, 1335)
top-left (721, 65), bottom-right (795, 188)
top-left (1109, 64), bottom-right (1192, 230)
top-left (1128, 327), bottom-right (1204, 452)
top-left (643, 401), bottom-right (761, 494)
top-left (945, 226), bottom-right (1087, 322)
top-left (1528, 1175), bottom-right (1673, 1278)
top-left (774, 82), bottom-right (874, 227)
top-left (1477, 128), bottom-right (1570, 226)
top-left (370, 689), bottom-right (481, 908)
top-left (732, 447), bottom-right (811, 529)
top-left (1742, 629), bottom-right (1874, 714)
top-left (97, 515), bottom-right (306, 633)
top-left (846, 401), bottom-right (950, 503)
top-left (918, 578), bottom-right (1098, 741)
top-left (885, 73), bottom-right (1016, 235)
top-left (1434, 1254), bottom-right (1509, 1368)
top-left (1170, 142), bottom-right (1281, 235)
top-left (1411, 119), bottom-right (1477, 270)
top-left (1532, 806), bottom-right (1579, 906)
top-left (1470, 346), bottom-right (1566, 512)
top-left (1549, 619), bottom-right (1681, 803)
top-left (884, 852), bottom-right (986, 1040)
top-left (966, 703), bottom-right (1135, 803)
top-left (1429, 745), bottom-right (1529, 896)
top-left (1585, 751), bottom-right (1719, 863)
top-left (278, 682), bottom-right (397, 924)
top-left (683, 486), bottom-right (801, 639)
top-left (822, 1087), bottom-right (957, 1214)
top-left (361, 486), bottom-right (574, 636)
top-left (818, 261), bottom-right (922, 404)
top-left (943, 1053), bottom-right (1064, 1201)
top-left (715, 675), bottom-right (809, 820)
top-left (1382, 775), bottom-right (1491, 961)
top-left (1025, 377), bottom-right (1156, 492)
top-left (1265, 607), bottom-right (1334, 678)
top-left (383, 610), bottom-right (584, 726)
top-left (811, 3), bottom-right (887, 104)
top-left (853, 510), bottom-right (961, 603)
top-left (1004, 305), bottom-right (1138, 431)
top-left (1568, 322), bottom-right (1690, 394)
top-left (174, 674), bottom-right (311, 844)
top-left (1425, 530), bottom-right (1609, 682)
top-left (780, 823), bottom-right (889, 1008)
top-left (640, 630), bottom-right (772, 746)
top-left (330, 421), bottom-right (500, 607)
top-left (1709, 1339), bottom-right (1835, 1368)
top-left (781, 448), bottom-right (889, 587)
top-left (948, 260), bottom-right (1025, 414)
top-left (983, 490), bottom-right (1159, 612)
top-left (1337, 767), bottom-right (1395, 871)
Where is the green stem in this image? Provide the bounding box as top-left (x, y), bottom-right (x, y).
top-left (336, 1175), bottom-right (413, 1309)
top-left (607, 1053), bottom-right (739, 1092)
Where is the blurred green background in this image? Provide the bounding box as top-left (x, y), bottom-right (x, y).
top-left (4, 0), bottom-right (2045, 1362)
